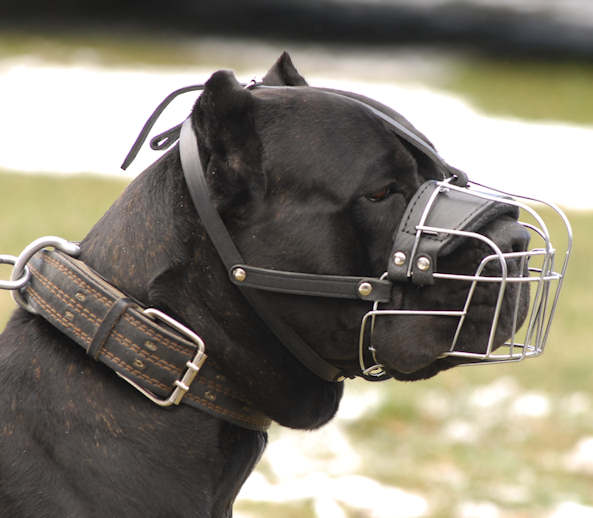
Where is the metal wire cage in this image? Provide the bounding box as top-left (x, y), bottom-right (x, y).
top-left (359, 179), bottom-right (573, 377)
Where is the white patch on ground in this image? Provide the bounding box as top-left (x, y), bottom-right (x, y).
top-left (1, 60), bottom-right (592, 209)
top-left (510, 392), bottom-right (551, 418)
top-left (337, 383), bottom-right (383, 422)
top-left (314, 496), bottom-right (348, 518)
top-left (563, 436), bottom-right (593, 474)
top-left (468, 376), bottom-right (519, 410)
top-left (548, 502), bottom-right (593, 518)
top-left (442, 419), bottom-right (478, 444)
top-left (456, 500), bottom-right (501, 518)
top-left (240, 471), bottom-right (429, 518)
top-left (265, 425), bottom-right (361, 479)
top-left (239, 419), bottom-right (429, 517)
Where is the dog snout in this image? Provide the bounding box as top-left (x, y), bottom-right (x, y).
top-left (509, 221), bottom-right (531, 254)
top-left (482, 215), bottom-right (530, 255)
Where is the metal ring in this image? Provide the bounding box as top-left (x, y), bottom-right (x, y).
top-left (11, 236), bottom-right (81, 313)
top-left (0, 255), bottom-right (31, 290)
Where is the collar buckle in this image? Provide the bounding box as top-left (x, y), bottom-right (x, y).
top-left (117, 308), bottom-right (207, 407)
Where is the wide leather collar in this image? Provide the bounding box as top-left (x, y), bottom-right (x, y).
top-left (24, 248), bottom-right (271, 432)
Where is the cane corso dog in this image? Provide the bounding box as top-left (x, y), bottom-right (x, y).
top-left (0, 52), bottom-right (529, 517)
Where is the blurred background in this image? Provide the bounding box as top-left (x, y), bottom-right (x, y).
top-left (1, 2), bottom-right (592, 517)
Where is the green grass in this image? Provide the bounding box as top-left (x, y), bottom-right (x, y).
top-left (0, 170), bottom-right (128, 328)
top-left (438, 59), bottom-right (593, 126)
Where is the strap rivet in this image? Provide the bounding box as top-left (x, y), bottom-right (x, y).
top-left (393, 251), bottom-right (407, 266)
top-left (144, 340), bottom-right (157, 352)
top-left (205, 391), bottom-right (216, 402)
top-left (133, 359), bottom-right (145, 370)
top-left (416, 256), bottom-right (431, 271)
top-left (233, 268), bottom-right (247, 282)
top-left (358, 282), bottom-right (373, 297)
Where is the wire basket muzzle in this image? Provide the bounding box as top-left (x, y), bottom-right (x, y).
top-left (359, 180), bottom-right (572, 377)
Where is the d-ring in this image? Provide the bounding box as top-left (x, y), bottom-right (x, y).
top-left (0, 255), bottom-right (30, 290)
top-left (11, 236), bottom-right (81, 313)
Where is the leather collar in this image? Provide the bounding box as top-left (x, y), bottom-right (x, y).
top-left (24, 248), bottom-right (271, 432)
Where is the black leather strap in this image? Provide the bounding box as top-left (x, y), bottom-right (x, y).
top-left (389, 180), bottom-right (519, 285)
top-left (180, 119), bottom-right (345, 382)
top-left (25, 249), bottom-right (271, 431)
top-left (230, 264), bottom-right (392, 303)
top-left (87, 296), bottom-right (132, 359)
top-left (121, 85), bottom-right (205, 170)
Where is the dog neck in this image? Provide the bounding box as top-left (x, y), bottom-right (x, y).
top-left (81, 147), bottom-right (343, 430)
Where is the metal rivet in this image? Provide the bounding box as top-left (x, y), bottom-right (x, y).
top-left (133, 359), bottom-right (145, 370)
top-left (215, 374), bottom-right (226, 382)
top-left (65, 311), bottom-right (74, 321)
top-left (232, 268), bottom-right (247, 282)
top-left (144, 340), bottom-right (157, 352)
top-left (416, 256), bottom-right (431, 272)
top-left (393, 251), bottom-right (407, 267)
top-left (358, 282), bottom-right (373, 297)
top-left (336, 376), bottom-right (346, 382)
top-left (74, 292), bottom-right (86, 302)
top-left (204, 391), bottom-right (216, 402)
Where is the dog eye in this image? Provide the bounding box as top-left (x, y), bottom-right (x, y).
top-left (365, 183), bottom-right (397, 202)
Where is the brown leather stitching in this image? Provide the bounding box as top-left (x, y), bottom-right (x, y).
top-left (31, 264), bottom-right (184, 376)
top-left (110, 329), bottom-right (183, 376)
top-left (104, 350), bottom-right (173, 391)
top-left (123, 314), bottom-right (193, 355)
top-left (44, 253), bottom-right (197, 358)
top-left (105, 351), bottom-right (264, 426)
top-left (42, 253), bottom-right (111, 306)
top-left (38, 253), bottom-right (231, 387)
top-left (29, 265), bottom-right (102, 324)
top-left (31, 250), bottom-right (269, 429)
top-left (27, 288), bottom-right (92, 345)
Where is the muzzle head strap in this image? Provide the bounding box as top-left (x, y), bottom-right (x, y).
top-left (389, 180), bottom-right (519, 286)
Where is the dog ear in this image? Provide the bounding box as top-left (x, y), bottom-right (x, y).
top-left (193, 70), bottom-right (263, 211)
top-left (262, 51), bottom-right (308, 86)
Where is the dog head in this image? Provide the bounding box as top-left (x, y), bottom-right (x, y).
top-left (191, 52), bottom-right (534, 382)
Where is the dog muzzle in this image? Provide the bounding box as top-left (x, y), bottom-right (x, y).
top-left (121, 82), bottom-right (573, 382)
top-left (357, 176), bottom-right (572, 378)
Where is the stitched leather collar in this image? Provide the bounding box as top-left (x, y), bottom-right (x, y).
top-left (24, 248), bottom-right (271, 432)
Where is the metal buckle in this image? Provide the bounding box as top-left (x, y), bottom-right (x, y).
top-left (117, 308), bottom-right (207, 407)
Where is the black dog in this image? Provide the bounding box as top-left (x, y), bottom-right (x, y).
top-left (0, 53), bottom-right (529, 517)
